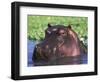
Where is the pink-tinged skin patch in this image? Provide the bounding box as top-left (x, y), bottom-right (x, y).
top-left (58, 44), bottom-right (80, 57)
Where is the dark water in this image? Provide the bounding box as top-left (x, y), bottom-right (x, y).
top-left (28, 40), bottom-right (87, 67)
top-left (27, 40), bottom-right (36, 66)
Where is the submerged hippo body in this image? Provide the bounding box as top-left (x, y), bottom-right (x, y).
top-left (32, 24), bottom-right (87, 66)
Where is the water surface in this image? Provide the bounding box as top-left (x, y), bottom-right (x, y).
top-left (28, 40), bottom-right (87, 67)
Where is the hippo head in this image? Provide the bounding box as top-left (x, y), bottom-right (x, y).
top-left (32, 24), bottom-right (86, 66)
top-left (45, 24), bottom-right (78, 44)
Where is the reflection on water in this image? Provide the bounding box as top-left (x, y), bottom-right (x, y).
top-left (28, 40), bottom-right (87, 67)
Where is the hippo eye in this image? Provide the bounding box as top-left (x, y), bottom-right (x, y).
top-left (61, 32), bottom-right (66, 35)
top-left (62, 32), bottom-right (65, 34)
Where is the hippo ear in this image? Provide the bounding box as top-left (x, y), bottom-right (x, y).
top-left (67, 25), bottom-right (72, 29)
top-left (48, 23), bottom-right (52, 27)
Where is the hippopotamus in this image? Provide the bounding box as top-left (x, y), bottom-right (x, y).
top-left (32, 24), bottom-right (87, 66)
